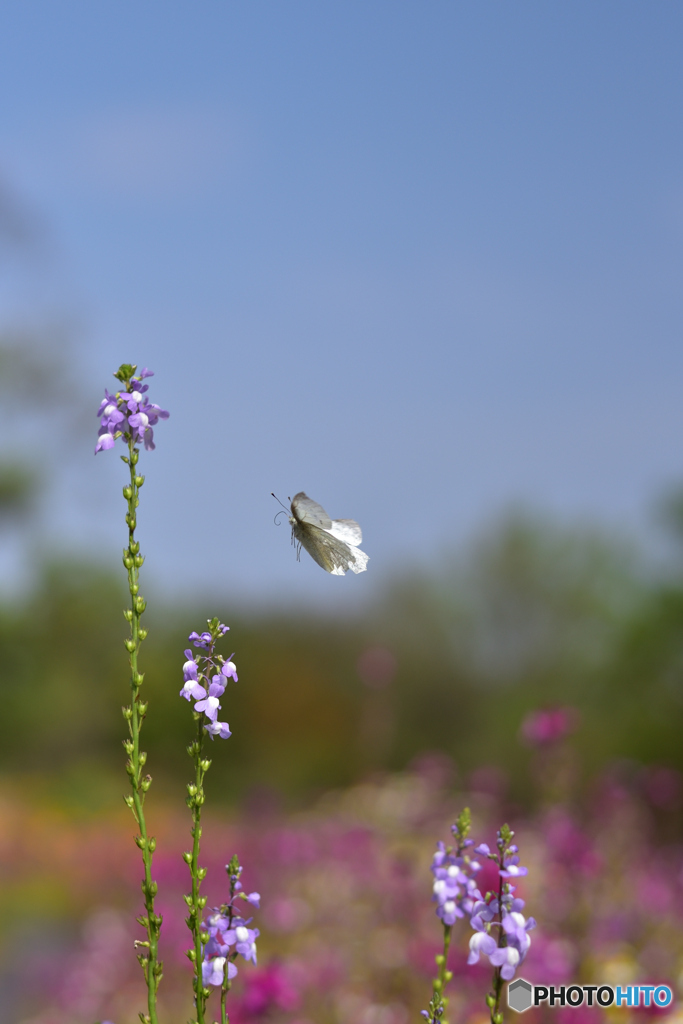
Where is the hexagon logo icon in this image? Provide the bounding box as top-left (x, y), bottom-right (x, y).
top-left (508, 978), bottom-right (533, 1013)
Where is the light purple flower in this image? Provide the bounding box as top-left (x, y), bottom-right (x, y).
top-left (225, 919), bottom-right (259, 964)
top-left (189, 631), bottom-right (213, 650)
top-left (183, 652), bottom-right (199, 680)
top-left (502, 910), bottom-right (536, 956)
top-left (467, 930), bottom-right (497, 965)
top-left (202, 956), bottom-right (237, 987)
top-left (180, 679), bottom-right (206, 702)
top-left (222, 659), bottom-right (238, 682)
top-left (95, 430), bottom-right (116, 453)
top-left (489, 945), bottom-right (521, 981)
top-left (500, 855), bottom-right (528, 878)
top-left (205, 720), bottom-right (232, 740)
top-left (194, 679), bottom-right (225, 721)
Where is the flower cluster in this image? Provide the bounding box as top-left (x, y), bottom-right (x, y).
top-left (467, 829), bottom-right (536, 982)
top-left (201, 858), bottom-right (261, 990)
top-left (180, 624), bottom-right (237, 740)
top-left (95, 364), bottom-right (169, 454)
top-left (424, 815), bottom-right (535, 1024)
top-left (431, 836), bottom-right (482, 926)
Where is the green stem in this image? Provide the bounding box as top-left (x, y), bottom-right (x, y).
top-left (220, 963), bottom-right (231, 1024)
top-left (426, 923), bottom-right (452, 1022)
top-left (186, 711), bottom-right (209, 1024)
top-left (122, 435), bottom-right (162, 1024)
top-left (487, 846), bottom-right (507, 1024)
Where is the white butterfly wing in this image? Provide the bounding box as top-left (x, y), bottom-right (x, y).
top-left (290, 492), bottom-right (332, 529)
top-left (326, 518), bottom-right (363, 547)
top-left (292, 521), bottom-right (369, 575)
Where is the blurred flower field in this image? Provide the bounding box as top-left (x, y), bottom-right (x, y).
top-left (4, 743), bottom-right (683, 1024)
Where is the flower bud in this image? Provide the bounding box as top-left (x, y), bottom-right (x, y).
top-left (131, 450), bottom-right (139, 465)
top-left (130, 584), bottom-right (139, 595)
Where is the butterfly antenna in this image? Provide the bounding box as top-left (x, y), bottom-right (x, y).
top-left (271, 492), bottom-right (290, 513)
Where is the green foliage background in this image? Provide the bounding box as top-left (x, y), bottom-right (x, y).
top-left (1, 508), bottom-right (681, 816)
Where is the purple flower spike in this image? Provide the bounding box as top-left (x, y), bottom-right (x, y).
top-left (94, 368), bottom-right (168, 454)
top-left (180, 622), bottom-right (238, 738)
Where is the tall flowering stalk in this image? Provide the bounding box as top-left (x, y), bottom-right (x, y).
top-left (423, 808), bottom-right (482, 1023)
top-left (468, 825), bottom-right (536, 1024)
top-left (180, 619), bottom-right (239, 1023)
top-left (95, 363), bottom-right (168, 1024)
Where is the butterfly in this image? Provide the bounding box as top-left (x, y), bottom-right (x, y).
top-left (274, 492), bottom-right (369, 575)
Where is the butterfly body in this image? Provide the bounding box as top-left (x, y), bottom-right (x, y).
top-left (288, 492), bottom-right (369, 575)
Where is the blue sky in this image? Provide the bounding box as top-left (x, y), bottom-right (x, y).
top-left (1, 1), bottom-right (682, 607)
